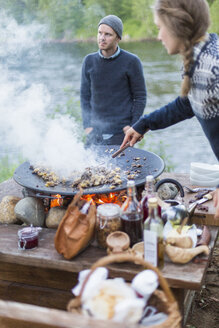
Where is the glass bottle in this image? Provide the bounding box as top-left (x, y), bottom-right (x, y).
top-left (141, 175), bottom-right (161, 222)
top-left (144, 197), bottom-right (164, 268)
top-left (120, 180), bottom-right (143, 247)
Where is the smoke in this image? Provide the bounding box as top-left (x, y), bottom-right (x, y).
top-left (0, 11), bottom-right (100, 177)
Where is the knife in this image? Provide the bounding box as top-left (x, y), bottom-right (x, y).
top-left (195, 192), bottom-right (213, 205)
top-left (188, 192), bottom-right (213, 216)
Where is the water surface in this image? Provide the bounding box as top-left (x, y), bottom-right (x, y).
top-left (0, 19), bottom-right (217, 172)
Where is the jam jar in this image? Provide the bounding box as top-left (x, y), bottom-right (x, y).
top-left (96, 203), bottom-right (121, 249)
top-left (18, 226), bottom-right (42, 250)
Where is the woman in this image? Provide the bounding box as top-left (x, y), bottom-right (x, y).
top-left (121, 0), bottom-right (219, 158)
top-left (120, 0), bottom-right (219, 215)
top-left (213, 186), bottom-right (219, 219)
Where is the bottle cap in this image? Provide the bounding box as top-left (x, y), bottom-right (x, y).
top-left (127, 180), bottom-right (135, 187)
top-left (145, 175), bottom-right (154, 182)
top-left (148, 197), bottom-right (158, 207)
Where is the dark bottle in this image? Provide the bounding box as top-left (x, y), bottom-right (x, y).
top-left (121, 180), bottom-right (143, 247)
top-left (141, 175), bottom-right (161, 222)
top-left (144, 197), bottom-right (164, 268)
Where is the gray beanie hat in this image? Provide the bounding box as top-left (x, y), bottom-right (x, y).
top-left (98, 15), bottom-right (123, 39)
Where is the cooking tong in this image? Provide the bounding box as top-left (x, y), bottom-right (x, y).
top-left (112, 142), bottom-right (131, 158)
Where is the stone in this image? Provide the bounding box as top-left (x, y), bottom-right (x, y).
top-left (14, 197), bottom-right (45, 227)
top-left (157, 183), bottom-right (178, 200)
top-left (0, 195), bottom-right (21, 224)
top-left (46, 207), bottom-right (66, 229)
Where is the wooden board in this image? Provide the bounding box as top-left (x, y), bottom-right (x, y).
top-left (0, 224), bottom-right (218, 291)
top-left (159, 173), bottom-right (219, 226)
top-left (0, 280), bottom-right (72, 310)
top-left (0, 300), bottom-right (129, 328)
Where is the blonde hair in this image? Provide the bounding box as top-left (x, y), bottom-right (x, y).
top-left (154, 0), bottom-right (210, 96)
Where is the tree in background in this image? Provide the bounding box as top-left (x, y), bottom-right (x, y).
top-left (0, 0), bottom-right (218, 39)
top-left (209, 0), bottom-right (219, 33)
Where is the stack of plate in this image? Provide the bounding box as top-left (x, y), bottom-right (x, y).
top-left (190, 162), bottom-right (219, 187)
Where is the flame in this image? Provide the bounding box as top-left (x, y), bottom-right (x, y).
top-left (49, 191), bottom-right (126, 208)
top-left (81, 191), bottom-right (126, 206)
top-left (50, 194), bottom-right (63, 208)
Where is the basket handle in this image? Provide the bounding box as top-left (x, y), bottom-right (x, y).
top-left (79, 253), bottom-right (175, 304)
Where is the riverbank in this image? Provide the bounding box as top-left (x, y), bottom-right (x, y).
top-left (186, 237), bottom-right (219, 328)
top-left (46, 36), bottom-right (158, 44)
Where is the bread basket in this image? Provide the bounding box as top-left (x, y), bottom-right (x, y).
top-left (67, 253), bottom-right (181, 328)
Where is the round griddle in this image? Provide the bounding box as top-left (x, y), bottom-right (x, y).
top-left (13, 145), bottom-right (164, 195)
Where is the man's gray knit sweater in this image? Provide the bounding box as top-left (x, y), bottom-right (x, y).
top-left (80, 49), bottom-right (147, 135)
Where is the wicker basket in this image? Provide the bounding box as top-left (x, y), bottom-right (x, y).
top-left (67, 253), bottom-right (181, 328)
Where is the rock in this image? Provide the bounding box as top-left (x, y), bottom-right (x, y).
top-left (15, 197), bottom-right (45, 227)
top-left (46, 207), bottom-right (66, 229)
top-left (157, 183), bottom-right (178, 200)
top-left (0, 195), bottom-right (21, 224)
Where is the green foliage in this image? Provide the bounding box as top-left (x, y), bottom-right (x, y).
top-left (76, 3), bottom-right (105, 39)
top-left (209, 0), bottom-right (219, 34)
top-left (0, 0), bottom-right (218, 40)
top-left (0, 156), bottom-right (23, 183)
top-left (36, 0), bottom-right (85, 39)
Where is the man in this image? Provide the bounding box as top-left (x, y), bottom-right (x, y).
top-left (80, 15), bottom-right (147, 146)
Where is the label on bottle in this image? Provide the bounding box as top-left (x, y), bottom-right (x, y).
top-left (144, 230), bottom-right (158, 267)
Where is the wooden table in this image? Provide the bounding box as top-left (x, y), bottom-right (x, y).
top-left (0, 176), bottom-right (218, 327)
top-left (0, 224), bottom-right (218, 325)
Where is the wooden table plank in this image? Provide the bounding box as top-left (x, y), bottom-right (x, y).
top-left (0, 300), bottom-right (130, 328)
top-left (160, 172), bottom-right (219, 226)
top-left (0, 280), bottom-right (72, 310)
top-left (0, 224), bottom-right (218, 290)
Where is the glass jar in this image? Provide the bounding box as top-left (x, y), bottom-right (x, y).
top-left (18, 226), bottom-right (42, 250)
top-left (96, 203), bottom-right (121, 249)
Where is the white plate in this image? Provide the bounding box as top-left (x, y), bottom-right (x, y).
top-left (190, 162), bottom-right (219, 174)
top-left (190, 177), bottom-right (219, 187)
top-left (190, 170), bottom-right (219, 181)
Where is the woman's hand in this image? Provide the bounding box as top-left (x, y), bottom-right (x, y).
top-left (213, 187), bottom-right (219, 219)
top-left (120, 127), bottom-right (143, 148)
top-left (123, 125), bottom-right (131, 134)
top-left (85, 127), bottom-right (93, 135)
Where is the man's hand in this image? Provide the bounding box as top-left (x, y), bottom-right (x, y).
top-left (213, 188), bottom-right (219, 219)
top-left (120, 127), bottom-right (143, 148)
top-left (85, 127), bottom-right (93, 135)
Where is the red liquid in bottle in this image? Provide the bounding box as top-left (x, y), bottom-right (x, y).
top-left (121, 213), bottom-right (143, 247)
top-left (141, 195), bottom-right (161, 222)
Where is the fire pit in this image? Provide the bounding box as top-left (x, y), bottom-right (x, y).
top-left (13, 145), bottom-right (164, 197)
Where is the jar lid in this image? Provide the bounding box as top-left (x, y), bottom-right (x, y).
top-left (18, 226), bottom-right (42, 239)
top-left (97, 203), bottom-right (120, 219)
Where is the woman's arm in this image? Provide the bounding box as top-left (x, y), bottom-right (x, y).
top-left (213, 185), bottom-right (219, 219)
top-left (133, 96), bottom-right (195, 135)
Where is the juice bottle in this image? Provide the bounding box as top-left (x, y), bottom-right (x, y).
top-left (144, 197), bottom-right (164, 268)
top-left (141, 175), bottom-right (161, 221)
top-left (120, 180), bottom-right (143, 246)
